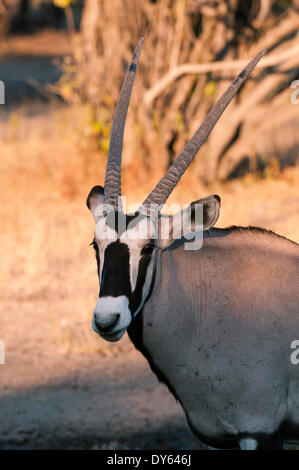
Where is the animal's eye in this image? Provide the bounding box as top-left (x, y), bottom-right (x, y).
top-left (91, 240), bottom-right (99, 252)
top-left (141, 243), bottom-right (155, 256)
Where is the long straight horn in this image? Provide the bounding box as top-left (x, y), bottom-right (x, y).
top-left (142, 49), bottom-right (266, 209)
top-left (104, 38), bottom-right (144, 210)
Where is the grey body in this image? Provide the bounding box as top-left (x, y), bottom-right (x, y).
top-left (128, 227), bottom-right (299, 447)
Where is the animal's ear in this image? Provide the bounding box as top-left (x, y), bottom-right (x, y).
top-left (158, 194), bottom-right (221, 249)
top-left (190, 194), bottom-right (221, 230)
top-left (86, 186), bottom-right (104, 220)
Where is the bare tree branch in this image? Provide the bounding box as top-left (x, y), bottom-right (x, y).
top-left (143, 43), bottom-right (299, 106)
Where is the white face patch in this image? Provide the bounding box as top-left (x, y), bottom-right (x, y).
top-left (120, 216), bottom-right (157, 292)
top-left (92, 295), bottom-right (131, 342)
top-left (95, 216), bottom-right (118, 243)
top-left (95, 216), bottom-right (118, 280)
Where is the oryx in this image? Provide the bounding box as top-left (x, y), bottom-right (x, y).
top-left (87, 39), bottom-right (299, 450)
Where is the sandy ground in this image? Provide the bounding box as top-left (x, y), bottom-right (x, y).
top-left (0, 343), bottom-right (203, 450)
top-left (0, 30), bottom-right (298, 450)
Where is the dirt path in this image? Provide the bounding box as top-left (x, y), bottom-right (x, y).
top-left (0, 344), bottom-right (202, 450)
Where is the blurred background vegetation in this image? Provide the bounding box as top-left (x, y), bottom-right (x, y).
top-left (67, 0), bottom-right (299, 183)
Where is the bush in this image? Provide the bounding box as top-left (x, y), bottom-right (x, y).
top-left (59, 0), bottom-right (299, 182)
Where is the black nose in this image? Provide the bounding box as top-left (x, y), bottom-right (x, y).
top-left (94, 313), bottom-right (120, 333)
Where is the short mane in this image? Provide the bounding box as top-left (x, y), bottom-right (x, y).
top-left (212, 225), bottom-right (299, 247)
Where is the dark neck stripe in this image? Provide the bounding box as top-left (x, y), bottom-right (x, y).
top-left (129, 253), bottom-right (153, 313)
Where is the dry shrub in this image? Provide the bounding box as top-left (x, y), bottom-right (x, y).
top-left (58, 0), bottom-right (299, 183)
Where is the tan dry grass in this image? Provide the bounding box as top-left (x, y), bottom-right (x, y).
top-left (0, 104), bottom-right (298, 355)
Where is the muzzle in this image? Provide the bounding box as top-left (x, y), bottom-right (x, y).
top-left (92, 295), bottom-right (132, 342)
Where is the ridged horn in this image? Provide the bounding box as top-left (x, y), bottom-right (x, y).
top-left (104, 38), bottom-right (144, 210)
top-left (142, 49), bottom-right (266, 210)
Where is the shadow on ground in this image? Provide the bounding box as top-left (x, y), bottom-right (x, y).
top-left (0, 54), bottom-right (62, 105)
top-left (0, 349), bottom-right (205, 450)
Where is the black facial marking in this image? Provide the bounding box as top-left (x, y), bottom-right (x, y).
top-left (94, 235), bottom-right (155, 314)
top-left (93, 210), bottom-right (156, 313)
top-left (100, 240), bottom-right (131, 298)
top-left (91, 239), bottom-right (101, 286)
top-left (129, 247), bottom-right (154, 313)
top-left (141, 242), bottom-right (155, 256)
